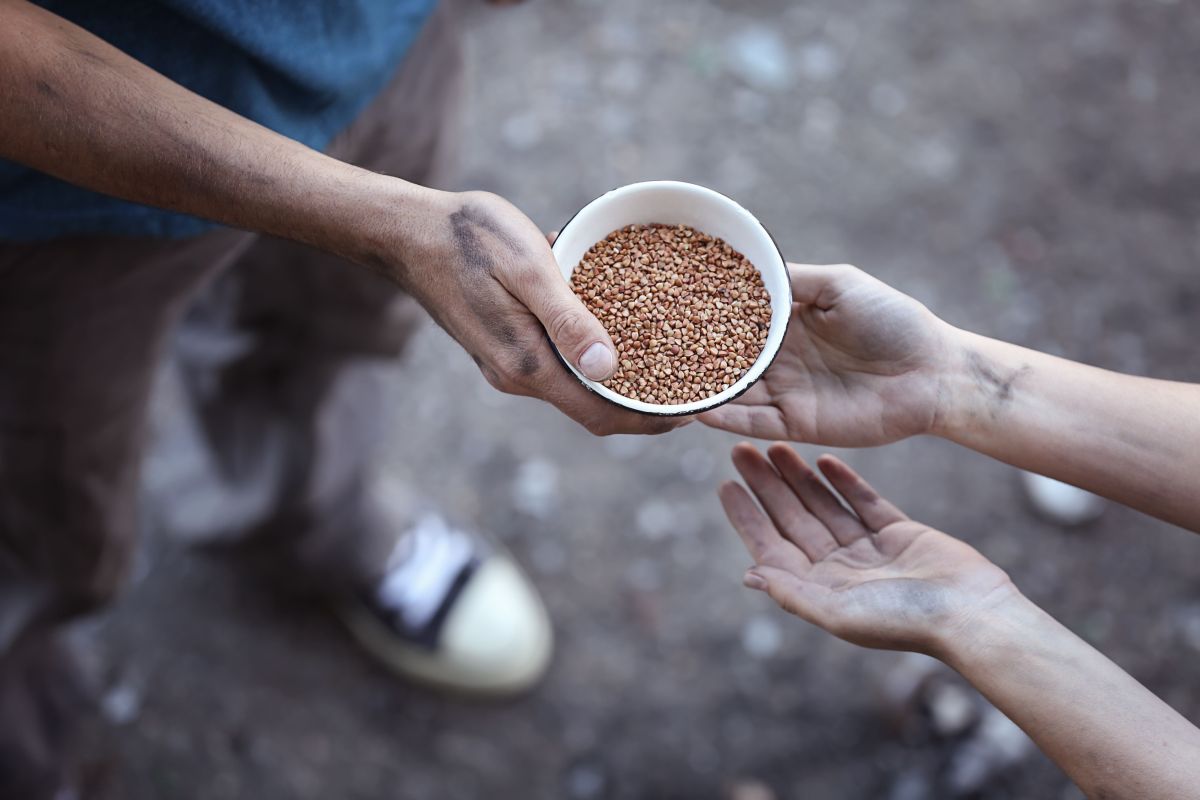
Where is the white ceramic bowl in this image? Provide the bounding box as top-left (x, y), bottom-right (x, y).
top-left (551, 180), bottom-right (791, 416)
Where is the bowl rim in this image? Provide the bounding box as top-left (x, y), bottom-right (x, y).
top-left (550, 180), bottom-right (792, 417)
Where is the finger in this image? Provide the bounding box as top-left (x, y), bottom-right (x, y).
top-left (536, 357), bottom-right (685, 435)
top-left (816, 455), bottom-right (909, 531)
top-left (475, 301), bottom-right (681, 435)
top-left (510, 250), bottom-right (618, 382)
top-left (546, 231), bottom-right (558, 246)
top-left (718, 482), bottom-right (812, 574)
top-left (564, 398), bottom-right (685, 436)
top-left (731, 443), bottom-right (839, 561)
top-left (728, 381), bottom-right (773, 406)
top-left (698, 403), bottom-right (788, 440)
top-left (744, 565), bottom-right (834, 629)
top-left (787, 263), bottom-right (859, 309)
top-left (767, 444), bottom-right (868, 546)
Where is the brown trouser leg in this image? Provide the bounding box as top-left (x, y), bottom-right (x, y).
top-left (0, 5), bottom-right (462, 795)
top-left (0, 230), bottom-right (256, 797)
top-left (153, 4), bottom-right (463, 580)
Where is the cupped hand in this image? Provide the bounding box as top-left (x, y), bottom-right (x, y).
top-left (720, 443), bottom-right (1014, 655)
top-left (701, 264), bottom-right (953, 447)
top-left (399, 189), bottom-right (680, 436)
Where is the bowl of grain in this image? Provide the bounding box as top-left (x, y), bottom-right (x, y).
top-left (552, 180), bottom-right (791, 416)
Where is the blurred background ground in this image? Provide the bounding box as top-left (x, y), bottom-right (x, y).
top-left (85, 0), bottom-right (1199, 797)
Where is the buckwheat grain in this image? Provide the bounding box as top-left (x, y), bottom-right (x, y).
top-left (570, 224), bottom-right (771, 405)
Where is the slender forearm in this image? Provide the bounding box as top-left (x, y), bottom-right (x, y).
top-left (940, 593), bottom-right (1200, 799)
top-left (934, 328), bottom-right (1200, 532)
top-left (0, 0), bottom-right (434, 271)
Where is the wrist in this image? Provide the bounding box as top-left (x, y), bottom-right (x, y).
top-left (927, 327), bottom-right (1026, 442)
top-left (925, 322), bottom-right (973, 438)
top-left (932, 586), bottom-right (1046, 674)
top-left (335, 172), bottom-right (452, 283)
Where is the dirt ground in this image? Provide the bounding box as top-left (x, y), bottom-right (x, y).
top-left (87, 0), bottom-right (1200, 798)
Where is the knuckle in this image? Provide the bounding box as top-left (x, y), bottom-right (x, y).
top-left (481, 369), bottom-right (508, 392)
top-left (490, 377), bottom-right (517, 394)
top-left (478, 358), bottom-right (522, 394)
top-left (545, 305), bottom-right (589, 349)
top-left (464, 189), bottom-right (496, 203)
top-left (583, 420), bottom-right (615, 437)
top-left (494, 362), bottom-right (527, 392)
top-left (507, 259), bottom-right (543, 287)
top-left (644, 417), bottom-right (678, 436)
top-left (850, 483), bottom-right (880, 507)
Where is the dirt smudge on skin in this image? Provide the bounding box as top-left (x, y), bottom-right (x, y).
top-left (965, 350), bottom-right (1031, 417)
top-left (518, 351), bottom-right (540, 376)
top-left (449, 205), bottom-right (523, 276)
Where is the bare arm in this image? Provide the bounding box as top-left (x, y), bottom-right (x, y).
top-left (701, 264), bottom-right (1200, 531)
top-left (0, 0), bottom-right (403, 266)
top-left (935, 331), bottom-right (1200, 531)
top-left (0, 0), bottom-right (682, 436)
top-left (721, 443), bottom-right (1200, 799)
top-left (946, 592), bottom-right (1200, 800)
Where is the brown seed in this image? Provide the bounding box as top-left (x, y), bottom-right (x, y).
top-left (569, 223), bottom-right (772, 405)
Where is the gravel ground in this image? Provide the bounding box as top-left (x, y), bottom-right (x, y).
top-left (86, 1), bottom-right (1200, 798)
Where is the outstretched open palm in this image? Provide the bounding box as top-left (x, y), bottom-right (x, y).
top-left (702, 264), bottom-right (953, 447)
top-left (720, 443), bottom-right (1014, 654)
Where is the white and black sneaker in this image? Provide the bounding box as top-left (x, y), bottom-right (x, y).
top-left (337, 514), bottom-right (553, 696)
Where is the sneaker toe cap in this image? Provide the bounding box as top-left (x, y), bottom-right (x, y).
top-left (438, 557), bottom-right (553, 692)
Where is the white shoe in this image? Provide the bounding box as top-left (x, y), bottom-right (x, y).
top-left (337, 515), bottom-right (553, 696)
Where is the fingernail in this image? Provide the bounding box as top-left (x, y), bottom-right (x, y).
top-left (743, 571), bottom-right (768, 591)
top-left (578, 342), bottom-right (616, 381)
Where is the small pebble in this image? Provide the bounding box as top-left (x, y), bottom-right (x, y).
top-left (927, 680), bottom-right (979, 737)
top-left (726, 27), bottom-right (794, 91)
top-left (741, 615), bottom-right (782, 659)
top-left (102, 683), bottom-right (142, 726)
top-left (636, 499), bottom-right (675, 540)
top-left (1021, 471), bottom-right (1105, 526)
top-left (566, 762), bottom-right (608, 800)
top-left (947, 706), bottom-right (1034, 794)
top-left (512, 458), bottom-right (560, 519)
top-left (726, 778), bottom-right (777, 800)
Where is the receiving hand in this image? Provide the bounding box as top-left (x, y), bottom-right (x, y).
top-left (398, 189), bottom-right (679, 435)
top-left (720, 443), bottom-right (1014, 655)
top-left (701, 264), bottom-right (952, 446)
